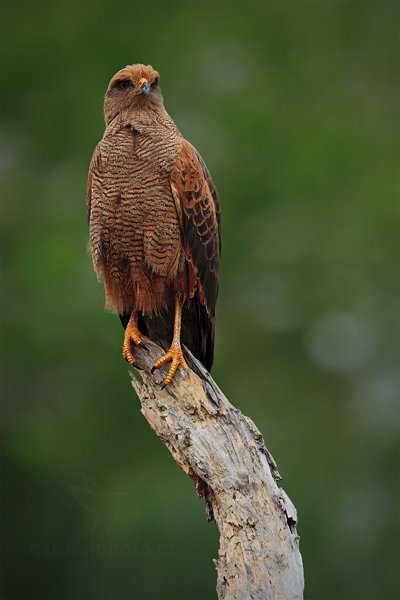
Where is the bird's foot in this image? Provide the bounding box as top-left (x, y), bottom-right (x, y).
top-left (153, 344), bottom-right (188, 385)
top-left (122, 322), bottom-right (144, 365)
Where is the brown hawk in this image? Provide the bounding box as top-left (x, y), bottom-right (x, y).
top-left (87, 64), bottom-right (221, 384)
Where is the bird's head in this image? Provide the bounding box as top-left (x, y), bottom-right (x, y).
top-left (104, 64), bottom-right (162, 124)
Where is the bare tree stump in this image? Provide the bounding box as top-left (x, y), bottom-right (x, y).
top-left (129, 339), bottom-right (304, 600)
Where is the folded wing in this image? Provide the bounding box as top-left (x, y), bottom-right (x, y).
top-left (170, 139), bottom-right (221, 369)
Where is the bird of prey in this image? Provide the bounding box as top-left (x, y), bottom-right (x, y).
top-left (87, 64), bottom-right (221, 385)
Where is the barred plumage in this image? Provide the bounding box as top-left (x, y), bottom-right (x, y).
top-left (87, 64), bottom-right (221, 382)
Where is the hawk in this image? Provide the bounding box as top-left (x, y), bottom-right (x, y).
top-left (87, 64), bottom-right (221, 385)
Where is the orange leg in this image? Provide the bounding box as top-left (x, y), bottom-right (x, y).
top-left (122, 311), bottom-right (144, 364)
top-left (153, 298), bottom-right (188, 385)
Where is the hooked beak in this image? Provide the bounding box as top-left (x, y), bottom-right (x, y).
top-left (138, 77), bottom-right (151, 95)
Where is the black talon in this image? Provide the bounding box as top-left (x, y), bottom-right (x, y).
top-left (161, 382), bottom-right (167, 390)
top-left (167, 387), bottom-right (178, 400)
top-left (151, 365), bottom-right (156, 374)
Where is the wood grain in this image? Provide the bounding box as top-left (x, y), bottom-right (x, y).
top-left (129, 339), bottom-right (304, 600)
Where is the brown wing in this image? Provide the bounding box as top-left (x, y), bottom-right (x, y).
top-left (170, 138), bottom-right (221, 317)
top-left (86, 143), bottom-right (102, 223)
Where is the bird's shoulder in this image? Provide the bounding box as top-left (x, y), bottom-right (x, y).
top-left (172, 138), bottom-right (221, 229)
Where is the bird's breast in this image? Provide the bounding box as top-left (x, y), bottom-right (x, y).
top-left (101, 121), bottom-right (180, 175)
top-left (89, 123), bottom-right (184, 295)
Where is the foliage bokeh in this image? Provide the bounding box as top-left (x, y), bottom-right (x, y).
top-left (1, 1), bottom-right (399, 599)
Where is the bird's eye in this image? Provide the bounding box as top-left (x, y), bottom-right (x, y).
top-left (115, 79), bottom-right (131, 91)
top-left (151, 77), bottom-right (159, 89)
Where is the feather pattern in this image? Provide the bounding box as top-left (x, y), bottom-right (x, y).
top-left (170, 139), bottom-right (221, 316)
top-left (87, 64), bottom-right (221, 371)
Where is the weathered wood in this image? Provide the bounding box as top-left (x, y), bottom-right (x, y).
top-left (129, 339), bottom-right (304, 600)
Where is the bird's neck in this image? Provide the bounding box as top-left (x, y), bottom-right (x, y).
top-left (104, 92), bottom-right (167, 126)
top-left (116, 103), bottom-right (177, 132)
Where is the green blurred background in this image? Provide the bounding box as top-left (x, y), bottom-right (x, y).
top-left (1, 1), bottom-right (399, 599)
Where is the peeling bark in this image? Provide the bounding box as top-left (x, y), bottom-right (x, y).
top-left (129, 339), bottom-right (304, 600)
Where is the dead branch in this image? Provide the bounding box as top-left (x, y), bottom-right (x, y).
top-left (129, 339), bottom-right (304, 600)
